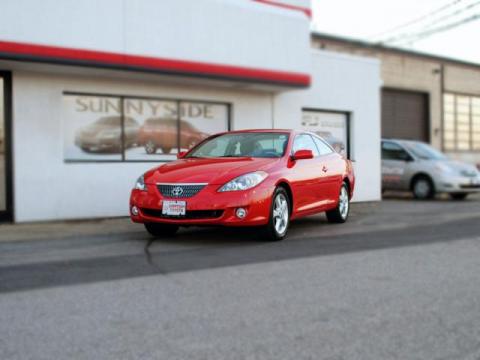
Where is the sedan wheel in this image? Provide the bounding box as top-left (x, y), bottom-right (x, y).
top-left (262, 187), bottom-right (290, 241)
top-left (412, 176), bottom-right (434, 200)
top-left (326, 182), bottom-right (350, 223)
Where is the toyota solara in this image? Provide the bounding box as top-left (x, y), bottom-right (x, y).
top-left (130, 129), bottom-right (355, 241)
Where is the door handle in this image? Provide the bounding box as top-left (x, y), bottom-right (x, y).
top-left (322, 165), bottom-right (328, 173)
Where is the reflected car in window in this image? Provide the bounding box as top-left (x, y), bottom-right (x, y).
top-left (382, 139), bottom-right (480, 200)
top-left (130, 129), bottom-right (355, 241)
top-left (313, 131), bottom-right (346, 155)
top-left (75, 116), bottom-right (139, 153)
top-left (137, 118), bottom-right (209, 155)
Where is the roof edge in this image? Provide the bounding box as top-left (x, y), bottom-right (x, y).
top-left (311, 31), bottom-right (480, 70)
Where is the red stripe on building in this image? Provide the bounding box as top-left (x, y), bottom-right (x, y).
top-left (252, 0), bottom-right (312, 18)
top-left (0, 40), bottom-right (311, 87)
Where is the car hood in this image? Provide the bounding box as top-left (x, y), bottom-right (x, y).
top-left (145, 157), bottom-right (281, 185)
top-left (429, 159), bottom-right (480, 176)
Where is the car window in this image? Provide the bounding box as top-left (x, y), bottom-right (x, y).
top-left (187, 132), bottom-right (289, 158)
top-left (312, 136), bottom-right (334, 156)
top-left (403, 142), bottom-right (447, 160)
top-left (98, 117), bottom-right (120, 126)
top-left (125, 117), bottom-right (138, 126)
top-left (292, 134), bottom-right (320, 157)
top-left (382, 141), bottom-right (411, 161)
top-left (181, 120), bottom-right (193, 131)
top-left (145, 118), bottom-right (175, 126)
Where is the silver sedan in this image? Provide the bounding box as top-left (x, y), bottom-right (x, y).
top-left (382, 139), bottom-right (480, 200)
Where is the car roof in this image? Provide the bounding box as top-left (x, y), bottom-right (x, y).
top-left (382, 138), bottom-right (426, 146)
top-left (225, 129), bottom-right (294, 134)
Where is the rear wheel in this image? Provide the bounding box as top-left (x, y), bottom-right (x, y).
top-left (161, 147), bottom-right (172, 154)
top-left (144, 223), bottom-right (179, 237)
top-left (261, 187), bottom-right (290, 241)
top-left (412, 176), bottom-right (435, 200)
top-left (326, 182), bottom-right (350, 223)
top-left (450, 193), bottom-right (468, 200)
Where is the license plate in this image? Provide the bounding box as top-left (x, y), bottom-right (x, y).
top-left (162, 201), bottom-right (186, 216)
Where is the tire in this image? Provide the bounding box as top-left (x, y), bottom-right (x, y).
top-left (261, 187), bottom-right (290, 241)
top-left (326, 182), bottom-right (350, 223)
top-left (145, 140), bottom-right (157, 155)
top-left (412, 175), bottom-right (435, 200)
top-left (450, 193), bottom-right (468, 200)
top-left (144, 223), bottom-right (179, 237)
top-left (161, 147), bottom-right (172, 154)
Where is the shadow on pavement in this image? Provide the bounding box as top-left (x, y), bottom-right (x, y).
top-left (0, 215), bottom-right (479, 294)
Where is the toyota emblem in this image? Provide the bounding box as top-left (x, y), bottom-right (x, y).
top-left (171, 186), bottom-right (184, 197)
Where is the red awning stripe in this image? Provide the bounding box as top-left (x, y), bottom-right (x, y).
top-left (252, 0), bottom-right (312, 18)
top-left (0, 40), bottom-right (311, 87)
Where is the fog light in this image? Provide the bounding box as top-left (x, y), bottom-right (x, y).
top-left (131, 206), bottom-right (139, 216)
top-left (236, 208), bottom-right (247, 219)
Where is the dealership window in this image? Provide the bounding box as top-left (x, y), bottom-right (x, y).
top-left (63, 93), bottom-right (230, 162)
top-left (443, 93), bottom-right (480, 151)
top-left (301, 109), bottom-right (350, 158)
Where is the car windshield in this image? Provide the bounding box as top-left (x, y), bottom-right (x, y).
top-left (186, 132), bottom-right (289, 158)
top-left (97, 117), bottom-right (120, 126)
top-left (403, 142), bottom-right (447, 160)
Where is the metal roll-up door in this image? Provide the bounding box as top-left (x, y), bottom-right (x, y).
top-left (382, 88), bottom-right (429, 142)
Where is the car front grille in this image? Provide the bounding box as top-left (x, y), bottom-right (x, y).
top-left (141, 208), bottom-right (223, 219)
top-left (157, 183), bottom-right (207, 198)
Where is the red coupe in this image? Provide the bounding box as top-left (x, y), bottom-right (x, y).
top-left (130, 129), bottom-right (355, 241)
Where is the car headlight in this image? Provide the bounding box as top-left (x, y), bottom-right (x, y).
top-left (218, 171), bottom-right (268, 192)
top-left (134, 175), bottom-right (147, 191)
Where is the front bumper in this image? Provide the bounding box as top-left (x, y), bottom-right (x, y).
top-left (435, 175), bottom-right (480, 193)
top-left (130, 183), bottom-right (273, 226)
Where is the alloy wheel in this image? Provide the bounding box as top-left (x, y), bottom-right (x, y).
top-left (272, 193), bottom-right (289, 235)
top-left (414, 179), bottom-right (431, 199)
top-left (339, 185), bottom-right (349, 219)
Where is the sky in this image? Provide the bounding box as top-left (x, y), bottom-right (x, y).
top-left (311, 0), bottom-right (480, 64)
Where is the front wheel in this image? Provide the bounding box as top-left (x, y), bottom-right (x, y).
top-left (326, 183), bottom-right (350, 223)
top-left (145, 140), bottom-right (157, 155)
top-left (144, 223), bottom-right (179, 237)
top-left (261, 187), bottom-right (290, 241)
top-left (412, 176), bottom-right (435, 200)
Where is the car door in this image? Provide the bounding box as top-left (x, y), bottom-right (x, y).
top-left (381, 141), bottom-right (413, 190)
top-left (312, 135), bottom-right (343, 205)
top-left (289, 133), bottom-right (325, 213)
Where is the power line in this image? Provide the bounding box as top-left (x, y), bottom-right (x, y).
top-left (369, 0), bottom-right (464, 40)
top-left (391, 13), bottom-right (480, 46)
top-left (381, 0), bottom-right (480, 44)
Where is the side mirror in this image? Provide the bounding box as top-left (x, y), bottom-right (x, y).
top-left (177, 151), bottom-right (187, 159)
top-left (400, 153), bottom-right (413, 162)
top-left (292, 149), bottom-right (314, 160)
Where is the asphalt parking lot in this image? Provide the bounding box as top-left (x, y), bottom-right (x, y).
top-left (1, 195), bottom-right (480, 359)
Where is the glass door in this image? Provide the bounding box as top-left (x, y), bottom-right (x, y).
top-left (0, 72), bottom-right (12, 221)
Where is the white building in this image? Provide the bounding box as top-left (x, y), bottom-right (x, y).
top-left (0, 0), bottom-right (381, 222)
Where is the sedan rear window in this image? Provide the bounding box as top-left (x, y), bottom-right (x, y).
top-left (187, 132), bottom-right (289, 158)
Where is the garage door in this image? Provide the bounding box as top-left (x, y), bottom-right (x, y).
top-left (382, 89), bottom-right (429, 142)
